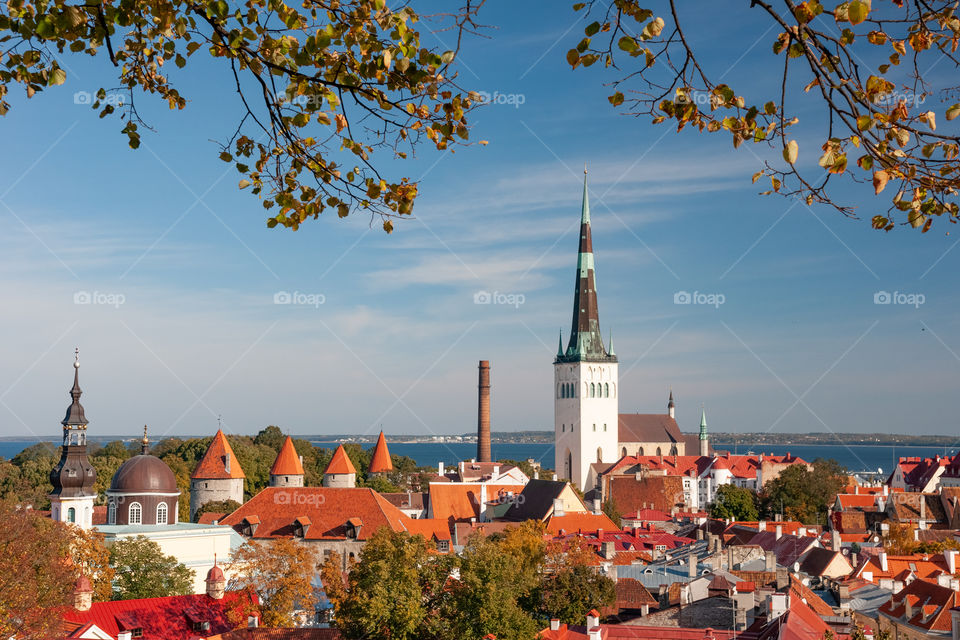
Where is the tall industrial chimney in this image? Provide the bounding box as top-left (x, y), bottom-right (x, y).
top-left (477, 360), bottom-right (491, 462)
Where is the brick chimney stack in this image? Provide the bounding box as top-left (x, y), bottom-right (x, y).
top-left (477, 360), bottom-right (491, 463)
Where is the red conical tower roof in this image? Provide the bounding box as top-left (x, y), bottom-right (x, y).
top-left (369, 431), bottom-right (393, 473)
top-left (270, 436), bottom-right (305, 476)
top-left (324, 444), bottom-right (356, 475)
top-left (192, 429), bottom-right (246, 479)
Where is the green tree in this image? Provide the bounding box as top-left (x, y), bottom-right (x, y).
top-left (109, 536), bottom-right (196, 600)
top-left (711, 484), bottom-right (760, 522)
top-left (359, 474), bottom-right (402, 493)
top-left (443, 534), bottom-right (540, 640)
top-left (337, 528), bottom-right (451, 640)
top-left (228, 537), bottom-right (318, 627)
top-left (761, 458), bottom-right (846, 524)
top-left (194, 499), bottom-right (242, 522)
top-left (253, 426), bottom-right (285, 451)
top-left (567, 1), bottom-right (960, 232)
top-left (0, 1), bottom-right (483, 231)
top-left (602, 497), bottom-right (622, 525)
top-left (540, 563), bottom-right (616, 625)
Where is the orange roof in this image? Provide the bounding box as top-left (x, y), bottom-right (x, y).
top-left (192, 429), bottom-right (246, 480)
top-left (324, 445), bottom-right (356, 475)
top-left (545, 512), bottom-right (619, 536)
top-left (368, 431), bottom-right (393, 473)
top-left (270, 436), bottom-right (305, 476)
top-left (403, 518), bottom-right (452, 543)
top-left (856, 552), bottom-right (958, 584)
top-left (429, 483), bottom-right (526, 523)
top-left (220, 487), bottom-right (409, 540)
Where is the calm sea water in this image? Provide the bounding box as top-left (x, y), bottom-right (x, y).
top-left (2, 439), bottom-right (955, 475)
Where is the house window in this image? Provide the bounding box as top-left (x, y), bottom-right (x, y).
top-left (108, 502), bottom-right (116, 525)
top-left (128, 502), bottom-right (142, 525)
top-left (438, 540), bottom-right (450, 552)
top-left (131, 629), bottom-right (143, 639)
top-left (157, 502), bottom-right (168, 525)
top-left (67, 507), bottom-right (76, 523)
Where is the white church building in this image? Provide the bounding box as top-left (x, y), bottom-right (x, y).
top-left (554, 172), bottom-right (708, 491)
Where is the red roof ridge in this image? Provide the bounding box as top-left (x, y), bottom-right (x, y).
top-left (369, 431), bottom-right (393, 473)
top-left (324, 445), bottom-right (357, 475)
top-left (192, 429), bottom-right (246, 480)
top-left (270, 436), bottom-right (305, 476)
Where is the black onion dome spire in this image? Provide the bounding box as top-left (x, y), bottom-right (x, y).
top-left (62, 348), bottom-right (87, 426)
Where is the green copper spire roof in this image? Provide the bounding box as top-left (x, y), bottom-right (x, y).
top-left (557, 330), bottom-right (564, 358)
top-left (608, 329), bottom-right (615, 357)
top-left (699, 407), bottom-right (708, 440)
top-left (556, 168), bottom-right (615, 364)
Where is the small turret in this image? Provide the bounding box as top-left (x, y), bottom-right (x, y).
top-left (205, 559), bottom-right (226, 600)
top-left (73, 575), bottom-right (93, 611)
top-left (699, 407), bottom-right (709, 457)
top-left (667, 390), bottom-right (675, 419)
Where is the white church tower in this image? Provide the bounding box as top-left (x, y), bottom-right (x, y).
top-left (554, 170), bottom-right (619, 491)
top-left (49, 349), bottom-right (97, 529)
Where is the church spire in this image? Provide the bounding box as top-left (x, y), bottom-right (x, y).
top-left (62, 348), bottom-right (87, 426)
top-left (558, 168), bottom-right (615, 363)
top-left (698, 406), bottom-right (709, 457)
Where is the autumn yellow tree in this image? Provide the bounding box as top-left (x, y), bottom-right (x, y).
top-left (569, 1), bottom-right (960, 232)
top-left (0, 1), bottom-right (486, 231)
top-left (70, 526), bottom-right (115, 602)
top-left (227, 538), bottom-right (318, 627)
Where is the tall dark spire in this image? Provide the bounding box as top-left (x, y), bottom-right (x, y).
top-left (557, 169), bottom-right (615, 363)
top-left (62, 348), bottom-right (87, 426)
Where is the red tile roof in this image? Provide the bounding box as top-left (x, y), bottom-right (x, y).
top-left (368, 431), bottom-right (393, 473)
top-left (62, 591), bottom-right (257, 639)
top-left (270, 436), bottom-right (305, 476)
top-left (856, 551), bottom-right (959, 584)
top-left (324, 445), bottom-right (356, 475)
top-left (429, 483), bottom-right (525, 523)
top-left (402, 517), bottom-right (452, 543)
top-left (622, 507), bottom-right (671, 522)
top-left (545, 512), bottom-right (619, 536)
top-left (220, 487), bottom-right (409, 540)
top-left (879, 578), bottom-right (958, 632)
top-left (192, 430), bottom-right (246, 480)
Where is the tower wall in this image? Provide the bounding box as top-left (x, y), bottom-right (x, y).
top-left (190, 477), bottom-right (244, 520)
top-left (554, 360), bottom-right (619, 491)
top-left (269, 473), bottom-right (304, 488)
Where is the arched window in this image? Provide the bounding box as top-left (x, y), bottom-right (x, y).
top-left (571, 383), bottom-right (576, 398)
top-left (605, 383), bottom-right (610, 398)
top-left (108, 502), bottom-right (117, 525)
top-left (590, 383), bottom-right (595, 397)
top-left (129, 502), bottom-right (142, 525)
top-left (639, 447), bottom-right (645, 456)
top-left (67, 507), bottom-right (76, 523)
top-left (561, 424), bottom-right (565, 433)
top-left (597, 447), bottom-right (603, 462)
top-left (656, 447), bottom-right (662, 457)
top-left (157, 502), bottom-right (168, 525)
top-left (592, 424), bottom-right (596, 432)
top-left (622, 447), bottom-right (628, 457)
top-left (603, 423), bottom-right (607, 432)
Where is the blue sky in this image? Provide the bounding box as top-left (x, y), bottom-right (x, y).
top-left (1, 2), bottom-right (959, 444)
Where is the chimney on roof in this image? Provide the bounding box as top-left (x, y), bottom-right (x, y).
top-left (832, 531), bottom-right (841, 552)
top-left (603, 540), bottom-right (616, 560)
top-left (920, 496), bottom-right (926, 521)
top-left (439, 461), bottom-right (444, 476)
top-left (798, 526), bottom-right (806, 537)
top-left (477, 360), bottom-right (492, 463)
top-left (586, 610), bottom-right (600, 630)
top-left (945, 549), bottom-right (957, 574)
top-left (758, 520), bottom-right (766, 532)
top-left (879, 552), bottom-right (888, 572)
top-left (914, 528), bottom-right (920, 542)
top-left (775, 524), bottom-right (783, 540)
top-left (689, 555), bottom-right (698, 578)
top-left (855, 485), bottom-right (859, 495)
top-left (588, 629), bottom-right (602, 640)
top-left (73, 576), bottom-right (93, 612)
top-left (765, 550), bottom-right (776, 572)
top-left (592, 498), bottom-right (602, 516)
top-left (550, 620), bottom-right (561, 632)
top-left (883, 485), bottom-right (889, 496)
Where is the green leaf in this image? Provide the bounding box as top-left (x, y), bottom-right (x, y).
top-left (48, 68), bottom-right (66, 86)
top-left (609, 92), bottom-right (624, 107)
top-left (585, 21), bottom-right (600, 37)
top-left (848, 0), bottom-right (869, 25)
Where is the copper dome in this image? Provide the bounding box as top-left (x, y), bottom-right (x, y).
top-left (109, 455), bottom-right (179, 494)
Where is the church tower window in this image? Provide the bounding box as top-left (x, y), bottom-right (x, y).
top-left (67, 507), bottom-right (76, 523)
top-left (108, 502), bottom-right (116, 524)
top-left (604, 383), bottom-right (609, 397)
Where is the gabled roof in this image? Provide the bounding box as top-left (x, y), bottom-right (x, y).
top-left (502, 479), bottom-right (569, 520)
top-left (429, 483), bottom-right (525, 523)
top-left (402, 517), bottom-right (452, 543)
top-left (855, 551), bottom-right (958, 583)
top-left (62, 590), bottom-right (257, 639)
top-left (545, 512), bottom-right (619, 536)
top-left (754, 591), bottom-right (833, 640)
top-left (798, 547), bottom-right (852, 578)
top-left (879, 578), bottom-right (958, 632)
top-left (368, 431), bottom-right (393, 473)
top-left (270, 436), bottom-right (305, 476)
top-left (618, 413), bottom-right (684, 444)
top-left (324, 445), bottom-right (356, 475)
top-left (220, 487), bottom-right (409, 540)
top-left (192, 429), bottom-right (246, 480)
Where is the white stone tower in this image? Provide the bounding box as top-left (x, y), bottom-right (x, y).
top-left (554, 170), bottom-right (619, 492)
